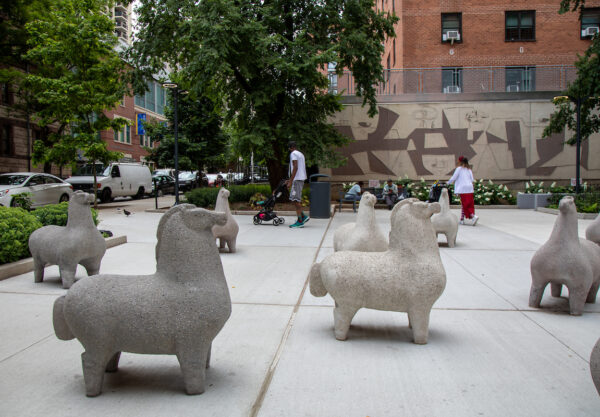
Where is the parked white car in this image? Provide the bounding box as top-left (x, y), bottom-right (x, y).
top-left (67, 163), bottom-right (152, 203)
top-left (0, 172), bottom-right (73, 208)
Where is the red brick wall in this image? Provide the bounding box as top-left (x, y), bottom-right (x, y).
top-left (384, 0), bottom-right (600, 68)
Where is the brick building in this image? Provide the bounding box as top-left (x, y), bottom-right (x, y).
top-left (331, 0), bottom-right (600, 95)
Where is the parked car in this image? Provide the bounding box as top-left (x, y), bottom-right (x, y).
top-left (151, 174), bottom-right (176, 196)
top-left (178, 171), bottom-right (198, 191)
top-left (0, 172), bottom-right (73, 208)
top-left (67, 163), bottom-right (152, 203)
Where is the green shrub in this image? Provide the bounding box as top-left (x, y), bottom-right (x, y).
top-left (185, 184), bottom-right (273, 208)
top-left (548, 192), bottom-right (600, 213)
top-left (11, 192), bottom-right (33, 210)
top-left (32, 202), bottom-right (99, 227)
top-left (0, 207), bottom-right (42, 264)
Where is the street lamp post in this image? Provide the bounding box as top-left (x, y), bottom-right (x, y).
top-left (553, 95), bottom-right (589, 194)
top-left (163, 82), bottom-right (186, 205)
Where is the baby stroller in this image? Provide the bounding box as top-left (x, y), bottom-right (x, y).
top-left (428, 181), bottom-right (453, 203)
top-left (253, 180), bottom-right (287, 226)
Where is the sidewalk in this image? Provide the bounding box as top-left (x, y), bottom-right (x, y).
top-left (0, 206), bottom-right (599, 417)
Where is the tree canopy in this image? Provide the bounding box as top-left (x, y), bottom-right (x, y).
top-left (143, 90), bottom-right (230, 172)
top-left (129, 0), bottom-right (398, 188)
top-left (14, 0), bottom-right (132, 206)
top-left (544, 0), bottom-right (600, 143)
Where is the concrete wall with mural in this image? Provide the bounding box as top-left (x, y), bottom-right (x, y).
top-left (324, 100), bottom-right (600, 185)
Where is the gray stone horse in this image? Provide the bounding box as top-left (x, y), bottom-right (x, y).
top-left (310, 198), bottom-right (446, 344)
top-left (29, 191), bottom-right (105, 289)
top-left (529, 196), bottom-right (600, 315)
top-left (212, 188), bottom-right (239, 253)
top-left (333, 191), bottom-right (387, 252)
top-left (53, 204), bottom-right (230, 396)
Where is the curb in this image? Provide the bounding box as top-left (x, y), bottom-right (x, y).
top-left (536, 207), bottom-right (598, 220)
top-left (0, 235), bottom-right (128, 281)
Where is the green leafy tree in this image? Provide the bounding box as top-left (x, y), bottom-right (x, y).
top-left (544, 0), bottom-right (600, 144)
top-left (144, 90), bottom-right (230, 173)
top-left (18, 0), bottom-right (130, 207)
top-left (129, 0), bottom-right (398, 188)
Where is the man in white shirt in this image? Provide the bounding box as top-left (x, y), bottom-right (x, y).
top-left (287, 141), bottom-right (309, 228)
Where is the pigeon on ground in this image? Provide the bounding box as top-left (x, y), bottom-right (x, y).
top-left (123, 209), bottom-right (132, 216)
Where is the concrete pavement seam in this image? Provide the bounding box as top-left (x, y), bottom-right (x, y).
top-left (0, 333), bottom-right (54, 364)
top-left (249, 213), bottom-right (335, 417)
top-left (445, 251), bottom-right (590, 363)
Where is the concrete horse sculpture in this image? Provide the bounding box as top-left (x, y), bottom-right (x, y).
top-left (586, 212), bottom-right (600, 246)
top-left (310, 198), bottom-right (446, 344)
top-left (333, 191), bottom-right (387, 252)
top-left (53, 204), bottom-right (230, 396)
top-left (431, 188), bottom-right (458, 247)
top-left (529, 196), bottom-right (600, 315)
top-left (29, 191), bottom-right (105, 289)
top-left (212, 188), bottom-right (239, 253)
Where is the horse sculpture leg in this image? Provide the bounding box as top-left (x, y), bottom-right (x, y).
top-left (551, 283), bottom-right (562, 297)
top-left (81, 349), bottom-right (113, 397)
top-left (407, 305), bottom-right (432, 344)
top-left (587, 282), bottom-right (600, 303)
top-left (59, 264), bottom-right (78, 289)
top-left (33, 258), bottom-right (45, 283)
top-left (529, 281), bottom-right (547, 308)
top-left (226, 238), bottom-right (237, 253)
top-left (205, 342), bottom-right (212, 369)
top-left (80, 256), bottom-right (102, 277)
top-left (176, 343), bottom-right (211, 395)
top-left (105, 352), bottom-right (121, 372)
top-left (567, 285), bottom-right (588, 316)
top-left (333, 302), bottom-right (359, 341)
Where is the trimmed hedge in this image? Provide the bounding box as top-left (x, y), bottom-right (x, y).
top-left (32, 202), bottom-right (99, 227)
top-left (0, 207), bottom-right (42, 264)
top-left (548, 192), bottom-right (600, 213)
top-left (185, 184), bottom-right (272, 208)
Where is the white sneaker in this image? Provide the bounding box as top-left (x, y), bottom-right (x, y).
top-left (471, 215), bottom-right (479, 226)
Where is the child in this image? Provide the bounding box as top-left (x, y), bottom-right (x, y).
top-left (448, 156), bottom-right (478, 225)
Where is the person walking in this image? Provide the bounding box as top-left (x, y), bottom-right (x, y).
top-left (287, 141), bottom-right (309, 228)
top-left (383, 179), bottom-right (398, 210)
top-left (448, 156), bottom-right (478, 225)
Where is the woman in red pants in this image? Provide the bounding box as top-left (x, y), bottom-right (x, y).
top-left (448, 156), bottom-right (478, 226)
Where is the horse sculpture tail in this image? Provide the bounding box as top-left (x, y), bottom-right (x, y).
top-left (309, 263), bottom-right (328, 297)
top-left (53, 296), bottom-right (74, 340)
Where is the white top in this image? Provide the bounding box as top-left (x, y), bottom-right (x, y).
top-left (448, 166), bottom-right (474, 194)
top-left (289, 150), bottom-right (307, 181)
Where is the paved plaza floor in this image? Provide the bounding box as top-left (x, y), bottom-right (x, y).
top-left (1, 200), bottom-right (599, 417)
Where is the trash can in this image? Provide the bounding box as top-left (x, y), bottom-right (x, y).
top-left (309, 174), bottom-right (331, 219)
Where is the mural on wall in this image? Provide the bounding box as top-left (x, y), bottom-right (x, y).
top-left (328, 103), bottom-right (598, 181)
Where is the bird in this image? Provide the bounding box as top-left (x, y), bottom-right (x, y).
top-left (123, 209), bottom-right (132, 216)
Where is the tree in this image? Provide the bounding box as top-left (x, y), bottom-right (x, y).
top-left (129, 0), bottom-right (398, 189)
top-left (143, 90), bottom-right (230, 173)
top-left (543, 0), bottom-right (600, 144)
top-left (18, 0), bottom-right (130, 207)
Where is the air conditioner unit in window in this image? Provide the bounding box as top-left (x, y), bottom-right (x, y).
top-left (582, 26), bottom-right (600, 37)
top-left (443, 86), bottom-right (461, 93)
top-left (444, 30), bottom-right (460, 41)
top-left (506, 85), bottom-right (520, 92)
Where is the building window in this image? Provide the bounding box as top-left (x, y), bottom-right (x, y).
top-left (114, 120), bottom-right (131, 144)
top-left (505, 66), bottom-right (536, 92)
top-left (441, 13), bottom-right (462, 43)
top-left (393, 39), bottom-right (396, 66)
top-left (328, 62), bottom-right (338, 94)
top-left (140, 134), bottom-right (153, 148)
top-left (1, 124), bottom-right (13, 155)
top-left (156, 84), bottom-right (166, 115)
top-left (442, 68), bottom-right (463, 93)
top-left (581, 8), bottom-right (600, 38)
top-left (505, 11), bottom-right (535, 41)
top-left (1, 83), bottom-right (11, 105)
top-left (146, 81), bottom-right (156, 113)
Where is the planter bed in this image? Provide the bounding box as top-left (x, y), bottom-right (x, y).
top-left (0, 235), bottom-right (127, 281)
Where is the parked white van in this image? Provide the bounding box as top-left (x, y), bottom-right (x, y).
top-left (67, 163), bottom-right (152, 203)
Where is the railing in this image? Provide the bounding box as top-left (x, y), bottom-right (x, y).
top-left (330, 65), bottom-right (577, 96)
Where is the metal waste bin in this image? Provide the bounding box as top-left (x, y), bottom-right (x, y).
top-left (309, 174), bottom-right (331, 219)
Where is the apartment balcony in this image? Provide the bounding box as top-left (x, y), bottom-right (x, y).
top-left (114, 10), bottom-right (127, 21)
top-left (331, 65), bottom-right (577, 98)
top-left (115, 20), bottom-right (128, 29)
top-left (114, 3), bottom-right (127, 11)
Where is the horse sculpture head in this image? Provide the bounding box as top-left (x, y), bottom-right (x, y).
top-left (559, 195), bottom-right (576, 215)
top-left (156, 204), bottom-right (227, 261)
top-left (70, 190), bottom-right (94, 205)
top-left (389, 198), bottom-right (440, 250)
top-left (359, 191), bottom-right (376, 207)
